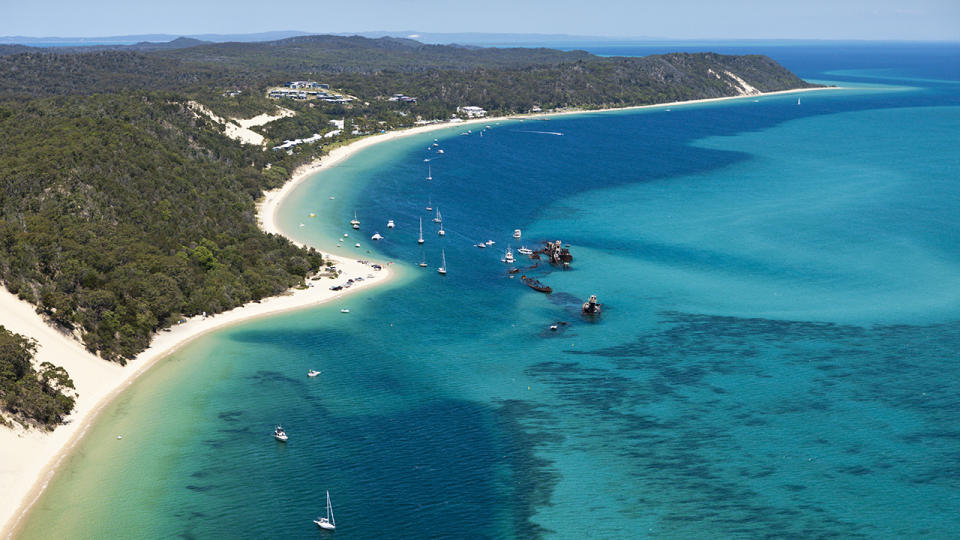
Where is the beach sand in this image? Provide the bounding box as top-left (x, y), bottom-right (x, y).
top-left (0, 84), bottom-right (840, 538)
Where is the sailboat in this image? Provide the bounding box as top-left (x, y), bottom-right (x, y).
top-left (433, 208), bottom-right (442, 223)
top-left (313, 491), bottom-right (336, 530)
top-left (418, 217), bottom-right (424, 245)
top-left (426, 197), bottom-right (432, 211)
top-left (797, 97), bottom-right (801, 105)
top-left (426, 165), bottom-right (432, 181)
top-left (350, 211), bottom-right (360, 230)
top-left (419, 250), bottom-right (428, 267)
top-left (438, 249), bottom-right (447, 275)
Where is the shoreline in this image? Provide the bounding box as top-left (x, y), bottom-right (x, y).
top-left (0, 84), bottom-right (837, 538)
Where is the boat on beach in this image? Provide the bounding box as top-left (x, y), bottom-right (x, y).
top-left (274, 425), bottom-right (288, 442)
top-left (314, 491), bottom-right (336, 530)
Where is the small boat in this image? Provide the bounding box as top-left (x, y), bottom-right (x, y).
top-left (314, 491), bottom-right (336, 530)
top-left (371, 232), bottom-right (383, 241)
top-left (517, 246), bottom-right (533, 255)
top-left (502, 246), bottom-right (515, 264)
top-left (308, 370), bottom-right (321, 377)
top-left (426, 165), bottom-right (432, 181)
top-left (438, 249), bottom-right (447, 275)
top-left (797, 97), bottom-right (801, 105)
top-left (340, 308), bottom-right (350, 313)
top-left (513, 229), bottom-right (522, 239)
top-left (433, 142), bottom-right (439, 147)
top-left (475, 242), bottom-right (486, 249)
top-left (387, 220), bottom-right (395, 228)
top-left (329, 196), bottom-right (335, 200)
top-left (437, 149), bottom-right (444, 154)
top-left (274, 425), bottom-right (288, 442)
top-left (549, 324), bottom-right (558, 331)
top-left (485, 240), bottom-right (495, 246)
top-left (521, 275), bottom-right (552, 293)
top-left (418, 217), bottom-right (425, 245)
top-left (354, 243), bottom-right (360, 248)
top-left (309, 213), bottom-right (317, 218)
top-left (433, 208), bottom-right (442, 223)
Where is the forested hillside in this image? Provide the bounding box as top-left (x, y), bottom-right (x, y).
top-left (0, 94), bottom-right (323, 361)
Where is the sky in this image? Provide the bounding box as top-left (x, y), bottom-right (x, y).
top-left (2, 0), bottom-right (958, 41)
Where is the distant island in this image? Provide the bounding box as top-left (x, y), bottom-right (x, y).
top-left (0, 34), bottom-right (822, 429)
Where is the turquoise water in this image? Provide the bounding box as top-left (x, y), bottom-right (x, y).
top-left (18, 44), bottom-right (960, 538)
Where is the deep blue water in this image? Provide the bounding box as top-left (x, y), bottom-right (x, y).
top-left (20, 42), bottom-right (960, 539)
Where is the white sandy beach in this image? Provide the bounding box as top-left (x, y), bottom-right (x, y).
top-left (0, 84), bottom-right (840, 539)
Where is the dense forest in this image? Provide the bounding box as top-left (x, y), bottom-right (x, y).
top-left (0, 34), bottom-right (818, 424)
top-left (0, 326), bottom-right (75, 429)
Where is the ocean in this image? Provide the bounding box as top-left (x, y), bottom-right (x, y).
top-left (17, 42), bottom-right (960, 538)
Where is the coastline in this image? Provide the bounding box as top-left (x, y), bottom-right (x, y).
top-left (0, 84), bottom-right (838, 539)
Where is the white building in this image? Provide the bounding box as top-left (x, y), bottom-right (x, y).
top-left (458, 106), bottom-right (487, 118)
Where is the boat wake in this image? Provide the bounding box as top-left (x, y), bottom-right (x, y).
top-left (513, 130), bottom-right (564, 136)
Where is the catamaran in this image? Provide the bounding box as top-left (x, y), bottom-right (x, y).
top-left (314, 491), bottom-right (336, 530)
top-left (418, 217), bottom-right (425, 245)
top-left (438, 249), bottom-right (447, 275)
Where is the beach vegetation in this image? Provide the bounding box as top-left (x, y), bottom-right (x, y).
top-left (0, 326), bottom-right (76, 429)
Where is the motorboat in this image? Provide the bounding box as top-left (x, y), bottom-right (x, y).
top-left (308, 370), bottom-right (321, 377)
top-left (513, 229), bottom-right (522, 239)
top-left (387, 220), bottom-right (395, 228)
top-left (274, 425), bottom-right (288, 442)
top-left (371, 232), bottom-right (383, 241)
top-left (340, 308), bottom-right (350, 313)
top-left (517, 246), bottom-right (533, 255)
top-left (502, 247), bottom-right (515, 264)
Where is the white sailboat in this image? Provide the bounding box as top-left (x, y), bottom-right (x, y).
top-left (438, 249), bottom-right (447, 275)
top-left (426, 197), bottom-right (432, 211)
top-left (419, 250), bottom-right (428, 267)
top-left (350, 211), bottom-right (360, 230)
top-left (314, 491), bottom-right (336, 530)
top-left (433, 208), bottom-right (442, 223)
top-left (418, 217), bottom-right (425, 245)
top-left (426, 165), bottom-right (432, 181)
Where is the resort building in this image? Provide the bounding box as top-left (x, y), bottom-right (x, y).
top-left (458, 106), bottom-right (487, 118)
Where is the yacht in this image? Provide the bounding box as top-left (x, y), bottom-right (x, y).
top-left (274, 425), bottom-right (288, 442)
top-left (314, 491), bottom-right (336, 530)
top-left (438, 249), bottom-right (447, 275)
top-left (517, 246), bottom-right (533, 255)
top-left (502, 247), bottom-right (515, 264)
top-left (513, 229), bottom-right (522, 239)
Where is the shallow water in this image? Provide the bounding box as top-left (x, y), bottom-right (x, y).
top-left (18, 43), bottom-right (960, 538)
